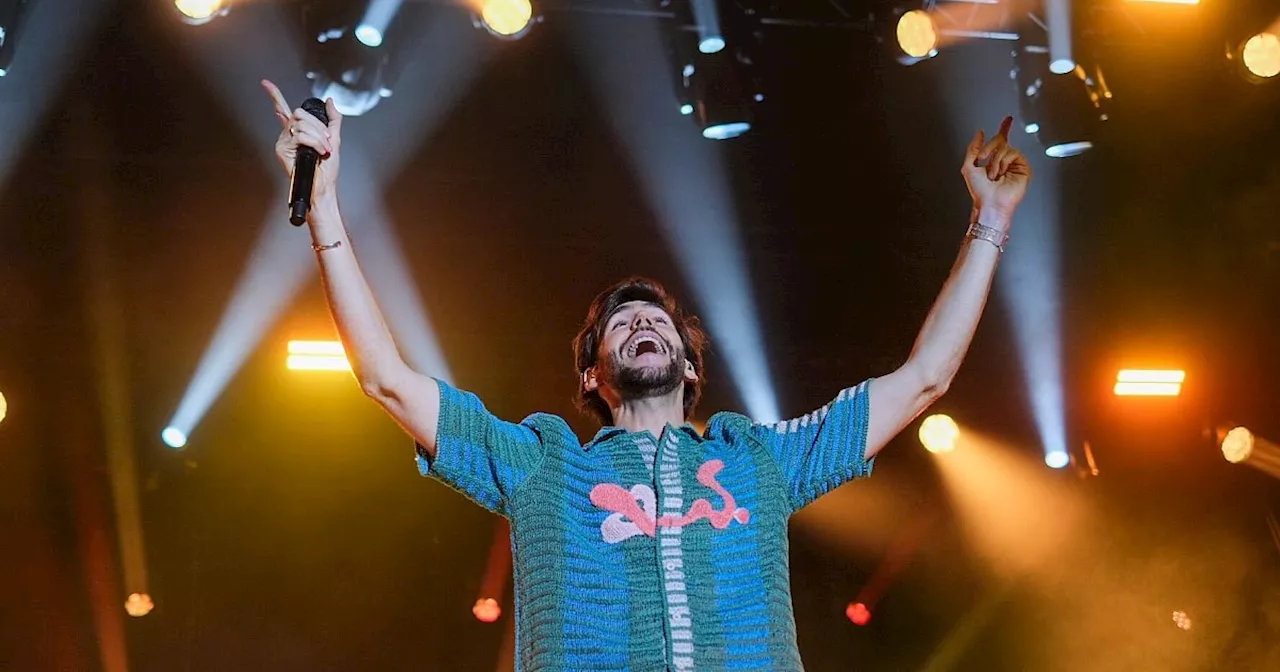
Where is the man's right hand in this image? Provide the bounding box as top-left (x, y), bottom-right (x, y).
top-left (262, 79), bottom-right (343, 207)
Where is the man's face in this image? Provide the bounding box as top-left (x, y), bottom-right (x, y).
top-left (595, 301), bottom-right (688, 400)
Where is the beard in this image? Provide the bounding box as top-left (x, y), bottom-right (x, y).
top-left (602, 348), bottom-right (684, 401)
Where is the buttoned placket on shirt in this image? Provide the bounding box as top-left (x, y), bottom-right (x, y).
top-left (654, 427), bottom-right (696, 671)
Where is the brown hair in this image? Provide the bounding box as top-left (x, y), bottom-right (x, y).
top-left (572, 277), bottom-right (708, 425)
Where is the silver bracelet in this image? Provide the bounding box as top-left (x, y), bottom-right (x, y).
top-left (312, 239), bottom-right (344, 252)
top-left (966, 222), bottom-right (1008, 253)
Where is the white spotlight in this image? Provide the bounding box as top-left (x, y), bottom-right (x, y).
top-left (162, 426), bottom-right (188, 450)
top-left (355, 0), bottom-right (403, 48)
top-left (691, 0), bottom-right (724, 54)
top-left (702, 122), bottom-right (751, 140)
top-left (1045, 0), bottom-right (1075, 74)
top-left (1044, 140), bottom-right (1093, 158)
top-left (1045, 449), bottom-right (1070, 469)
top-left (355, 24), bottom-right (384, 48)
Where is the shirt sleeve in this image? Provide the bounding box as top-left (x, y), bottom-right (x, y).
top-left (415, 379), bottom-right (546, 516)
top-left (751, 379), bottom-right (874, 512)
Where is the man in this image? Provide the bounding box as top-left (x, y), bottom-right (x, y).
top-left (261, 79), bottom-right (1030, 671)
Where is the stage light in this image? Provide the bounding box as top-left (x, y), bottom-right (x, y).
top-left (1218, 426), bottom-right (1280, 479)
top-left (1, 0), bottom-right (37, 77)
top-left (161, 426), bottom-right (187, 449)
top-left (1172, 610), bottom-right (1192, 630)
top-left (1240, 32), bottom-right (1280, 80)
top-left (173, 0), bottom-right (226, 26)
top-left (305, 6), bottom-right (404, 117)
top-left (846, 601), bottom-right (871, 626)
top-left (1127, 0), bottom-right (1198, 4)
top-left (354, 25), bottom-right (383, 47)
top-left (353, 0), bottom-right (406, 49)
top-left (1014, 40), bottom-right (1110, 158)
top-left (287, 340), bottom-right (351, 371)
top-left (124, 593), bottom-right (153, 617)
top-left (476, 0), bottom-right (534, 40)
top-left (0, 389), bottom-right (7, 425)
top-left (1045, 0), bottom-right (1075, 75)
top-left (896, 10), bottom-right (938, 61)
top-left (573, 10), bottom-right (780, 423)
top-left (684, 50), bottom-right (756, 140)
top-left (919, 414), bottom-right (959, 454)
top-left (1045, 449), bottom-right (1070, 469)
top-left (1113, 369), bottom-right (1184, 396)
top-left (473, 597), bottom-right (501, 623)
top-left (1221, 426), bottom-right (1253, 463)
top-left (690, 0), bottom-right (725, 54)
top-left (675, 0), bottom-right (763, 140)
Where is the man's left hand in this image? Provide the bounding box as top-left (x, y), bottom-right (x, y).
top-left (961, 116), bottom-right (1032, 228)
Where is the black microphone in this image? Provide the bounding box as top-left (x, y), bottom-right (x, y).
top-left (289, 97), bottom-right (330, 226)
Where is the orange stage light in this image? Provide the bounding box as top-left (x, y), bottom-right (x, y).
top-left (124, 593), bottom-right (154, 617)
top-left (286, 340), bottom-right (351, 371)
top-left (473, 598), bottom-right (502, 623)
top-left (896, 10), bottom-right (938, 59)
top-left (1242, 33), bottom-right (1280, 80)
top-left (1113, 369), bottom-right (1184, 396)
top-left (919, 414), bottom-right (959, 453)
top-left (478, 0), bottom-right (533, 38)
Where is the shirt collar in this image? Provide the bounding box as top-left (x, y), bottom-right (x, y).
top-left (583, 423), bottom-right (705, 451)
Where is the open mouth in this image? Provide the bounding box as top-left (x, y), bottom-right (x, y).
top-left (624, 332), bottom-right (667, 359)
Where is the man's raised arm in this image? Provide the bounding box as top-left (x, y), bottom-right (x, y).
top-left (262, 80), bottom-right (442, 457)
top-left (865, 116), bottom-right (1032, 458)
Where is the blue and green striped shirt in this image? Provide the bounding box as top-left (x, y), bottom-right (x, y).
top-left (417, 379), bottom-right (874, 671)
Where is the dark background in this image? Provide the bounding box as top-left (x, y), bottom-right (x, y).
top-left (2, 0), bottom-right (1279, 670)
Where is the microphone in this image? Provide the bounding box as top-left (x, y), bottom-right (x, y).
top-left (289, 97), bottom-right (329, 226)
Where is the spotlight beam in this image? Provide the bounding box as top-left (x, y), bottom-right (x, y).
top-left (171, 4), bottom-right (471, 441)
top-left (184, 2), bottom-right (306, 151)
top-left (0, 0), bottom-right (104, 188)
top-left (166, 202), bottom-right (317, 442)
top-left (567, 12), bottom-right (780, 422)
top-left (1044, 0), bottom-right (1075, 74)
top-left (941, 40), bottom-right (1066, 465)
top-left (690, 0), bottom-right (724, 53)
top-left (347, 14), bottom-right (494, 182)
top-left (77, 120), bottom-right (150, 605)
top-left (335, 147), bottom-right (452, 379)
top-left (356, 0), bottom-right (405, 47)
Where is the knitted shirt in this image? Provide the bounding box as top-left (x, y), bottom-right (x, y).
top-left (416, 379), bottom-right (875, 671)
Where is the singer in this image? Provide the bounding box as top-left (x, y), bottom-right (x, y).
top-left (261, 80), bottom-right (1030, 670)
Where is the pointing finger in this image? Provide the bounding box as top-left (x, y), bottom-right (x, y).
top-left (261, 80), bottom-right (291, 126)
top-left (996, 115), bottom-right (1013, 141)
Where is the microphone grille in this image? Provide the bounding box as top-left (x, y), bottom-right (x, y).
top-left (301, 97), bottom-right (329, 125)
